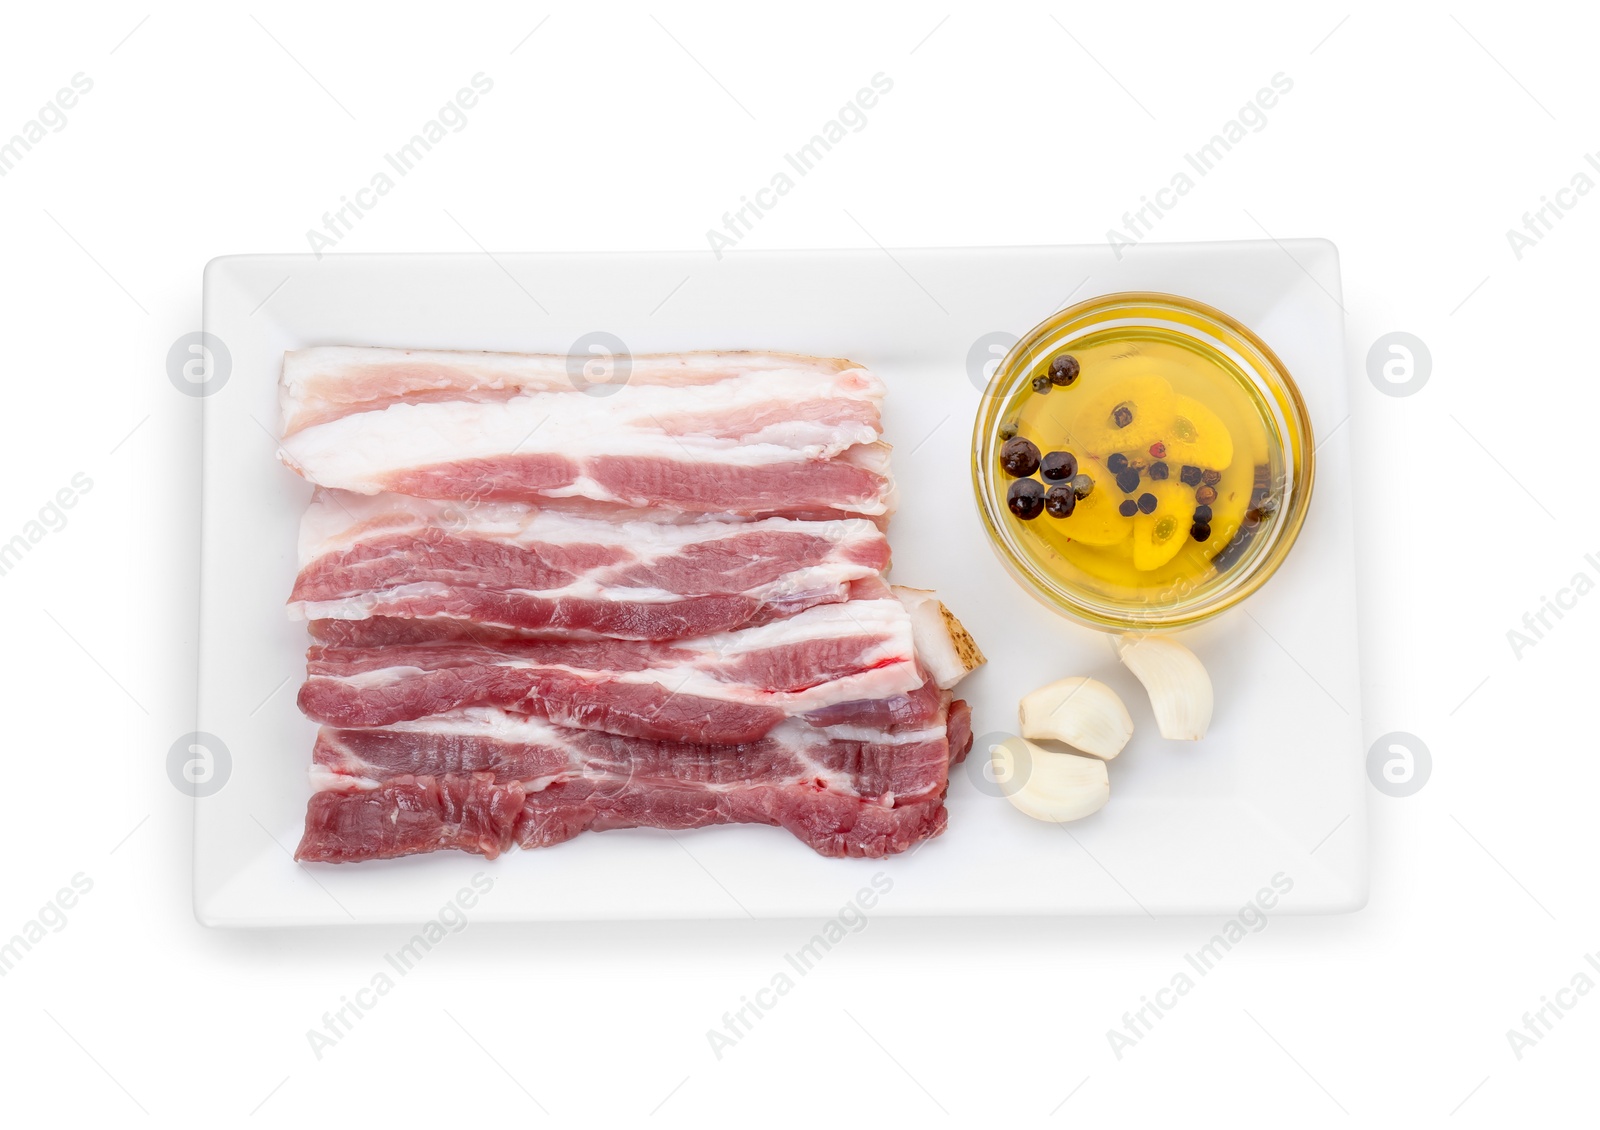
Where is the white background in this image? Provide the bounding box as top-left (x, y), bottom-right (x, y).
top-left (0, 0), bottom-right (1591, 1124)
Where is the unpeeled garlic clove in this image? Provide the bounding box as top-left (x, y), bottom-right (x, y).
top-left (990, 736), bottom-right (1110, 823)
top-left (1117, 634), bottom-right (1213, 740)
top-left (1018, 677), bottom-right (1133, 759)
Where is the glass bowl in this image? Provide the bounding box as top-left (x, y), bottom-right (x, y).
top-left (971, 291), bottom-right (1315, 631)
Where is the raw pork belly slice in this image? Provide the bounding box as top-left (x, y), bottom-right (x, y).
top-left (290, 490), bottom-right (891, 640)
top-left (310, 706), bottom-right (956, 802)
top-left (278, 348), bottom-right (895, 519)
top-left (294, 699), bottom-right (974, 862)
top-left (281, 347), bottom-right (872, 436)
top-left (297, 595), bottom-right (922, 742)
top-left (285, 436), bottom-right (894, 519)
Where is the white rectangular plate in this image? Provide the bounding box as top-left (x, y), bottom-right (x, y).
top-left (195, 242), bottom-right (1365, 924)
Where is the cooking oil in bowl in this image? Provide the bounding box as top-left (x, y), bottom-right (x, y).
top-left (972, 293), bottom-right (1313, 630)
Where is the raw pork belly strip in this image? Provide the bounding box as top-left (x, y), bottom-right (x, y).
top-left (291, 490), bottom-right (891, 641)
top-left (281, 347), bottom-right (871, 436)
top-left (312, 707), bottom-right (955, 805)
top-left (294, 700), bottom-right (974, 862)
top-left (278, 348), bottom-right (895, 519)
top-left (284, 434), bottom-right (894, 518)
top-left (297, 595), bottom-right (921, 742)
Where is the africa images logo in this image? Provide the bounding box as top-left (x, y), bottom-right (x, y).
top-left (705, 73), bottom-right (894, 258)
top-left (0, 73), bottom-right (93, 178)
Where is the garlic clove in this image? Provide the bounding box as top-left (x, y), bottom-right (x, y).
top-left (1018, 677), bottom-right (1134, 759)
top-left (990, 736), bottom-right (1110, 823)
top-left (891, 586), bottom-right (986, 689)
top-left (1116, 634), bottom-right (1213, 740)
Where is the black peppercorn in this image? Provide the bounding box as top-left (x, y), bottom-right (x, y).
top-left (1008, 478), bottom-right (1045, 520)
top-left (1040, 451), bottom-right (1079, 481)
top-left (1048, 355), bottom-right (1080, 387)
top-left (1044, 485), bottom-right (1077, 518)
top-left (999, 436), bottom-right (1041, 477)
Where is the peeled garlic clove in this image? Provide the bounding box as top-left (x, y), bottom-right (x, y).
top-left (1117, 634), bottom-right (1213, 740)
top-left (1018, 677), bottom-right (1133, 759)
top-left (891, 586), bottom-right (986, 689)
top-left (990, 736), bottom-right (1110, 823)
